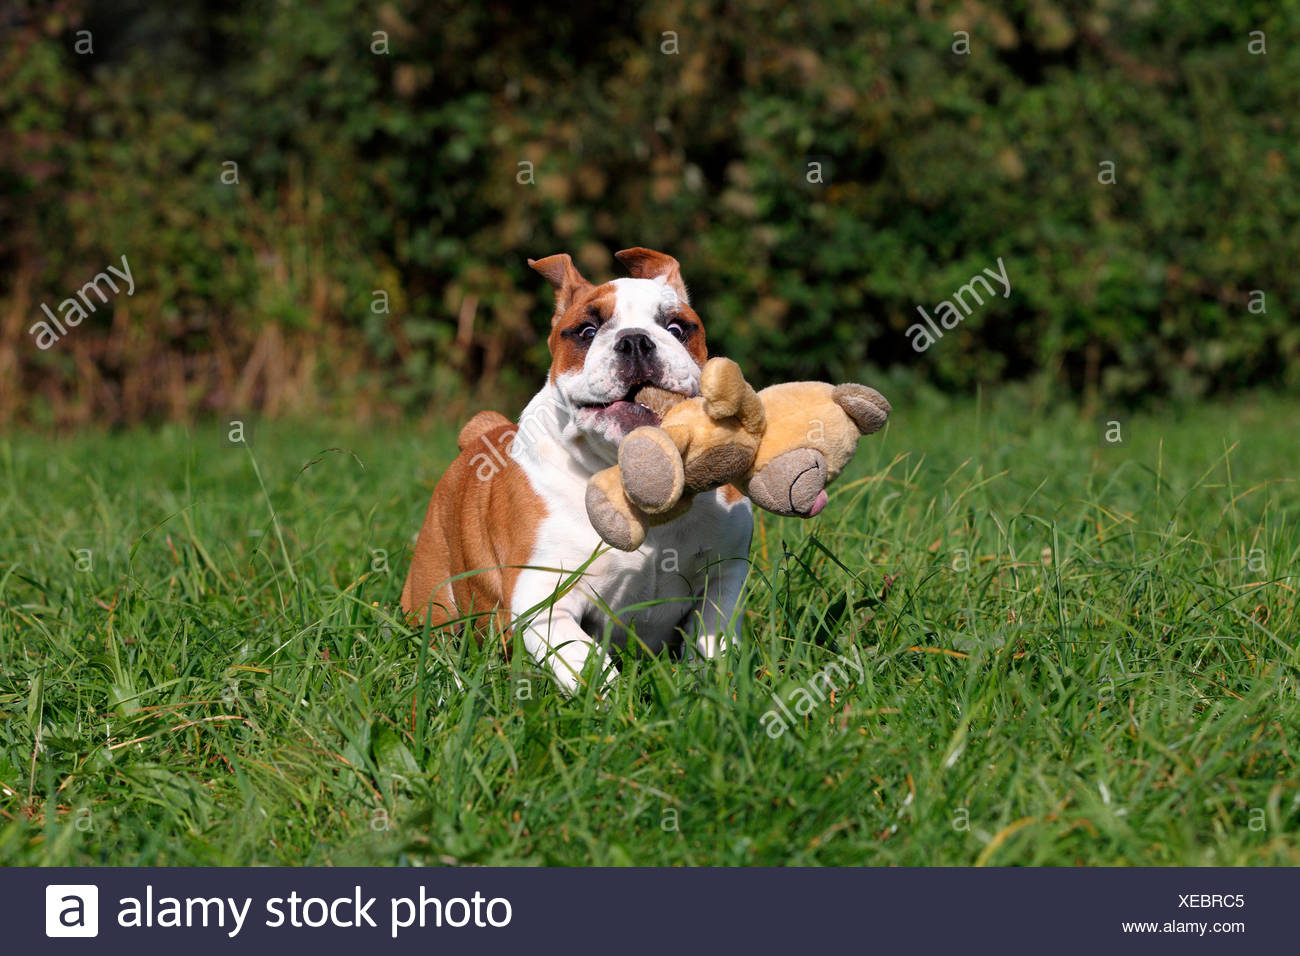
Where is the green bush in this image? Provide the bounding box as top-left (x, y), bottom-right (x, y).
top-left (2, 0), bottom-right (1297, 424)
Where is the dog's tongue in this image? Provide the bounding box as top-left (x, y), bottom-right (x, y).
top-left (606, 401), bottom-right (659, 432)
top-left (805, 489), bottom-right (828, 517)
top-left (633, 385), bottom-right (689, 419)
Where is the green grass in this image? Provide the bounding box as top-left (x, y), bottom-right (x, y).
top-left (2, 392), bottom-right (1299, 866)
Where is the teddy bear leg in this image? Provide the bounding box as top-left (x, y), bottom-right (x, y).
top-left (746, 449), bottom-right (829, 517)
top-left (619, 426), bottom-right (686, 515)
top-left (585, 467), bottom-right (650, 551)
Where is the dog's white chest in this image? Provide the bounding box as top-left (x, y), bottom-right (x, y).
top-left (521, 458), bottom-right (748, 654)
top-left (582, 542), bottom-right (696, 649)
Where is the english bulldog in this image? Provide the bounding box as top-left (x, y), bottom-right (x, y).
top-left (400, 247), bottom-right (752, 693)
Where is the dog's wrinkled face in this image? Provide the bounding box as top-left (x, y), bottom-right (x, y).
top-left (531, 248), bottom-right (707, 453)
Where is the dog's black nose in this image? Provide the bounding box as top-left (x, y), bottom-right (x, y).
top-left (614, 330), bottom-right (656, 358)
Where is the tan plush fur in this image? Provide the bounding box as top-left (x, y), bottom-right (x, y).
top-left (739, 381), bottom-right (889, 517)
top-left (583, 357), bottom-right (764, 551)
top-left (585, 361), bottom-right (891, 550)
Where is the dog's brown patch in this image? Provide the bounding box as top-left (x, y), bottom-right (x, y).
top-left (719, 483), bottom-right (746, 504)
top-left (548, 283), bottom-right (618, 382)
top-left (401, 421), bottom-right (546, 640)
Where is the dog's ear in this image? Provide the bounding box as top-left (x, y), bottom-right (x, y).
top-left (528, 253), bottom-right (592, 321)
top-left (615, 247), bottom-right (689, 305)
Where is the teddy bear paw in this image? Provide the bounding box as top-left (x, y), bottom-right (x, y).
top-left (585, 482), bottom-right (646, 551)
top-left (619, 427), bottom-right (686, 514)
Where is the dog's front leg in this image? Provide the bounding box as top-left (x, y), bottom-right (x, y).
top-left (684, 554), bottom-right (750, 659)
top-left (516, 605), bottom-right (613, 696)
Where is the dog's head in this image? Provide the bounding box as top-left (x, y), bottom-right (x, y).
top-left (530, 247), bottom-right (707, 453)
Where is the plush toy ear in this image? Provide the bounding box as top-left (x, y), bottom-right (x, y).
top-left (832, 384), bottom-right (891, 435)
top-left (528, 253), bottom-right (592, 322)
top-left (615, 247), bottom-right (689, 304)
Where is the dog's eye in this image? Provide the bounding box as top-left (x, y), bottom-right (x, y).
top-left (666, 321), bottom-right (687, 341)
top-left (578, 323), bottom-right (598, 341)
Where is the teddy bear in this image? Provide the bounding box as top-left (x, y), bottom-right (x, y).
top-left (584, 358), bottom-right (891, 551)
top-left (584, 357), bottom-right (766, 551)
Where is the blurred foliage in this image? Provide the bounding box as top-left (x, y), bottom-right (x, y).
top-left (1, 0), bottom-right (1298, 425)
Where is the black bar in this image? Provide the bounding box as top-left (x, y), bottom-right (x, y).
top-left (12, 867), bottom-right (1291, 953)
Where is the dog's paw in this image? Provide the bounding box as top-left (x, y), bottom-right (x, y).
top-left (546, 640), bottom-right (616, 698)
